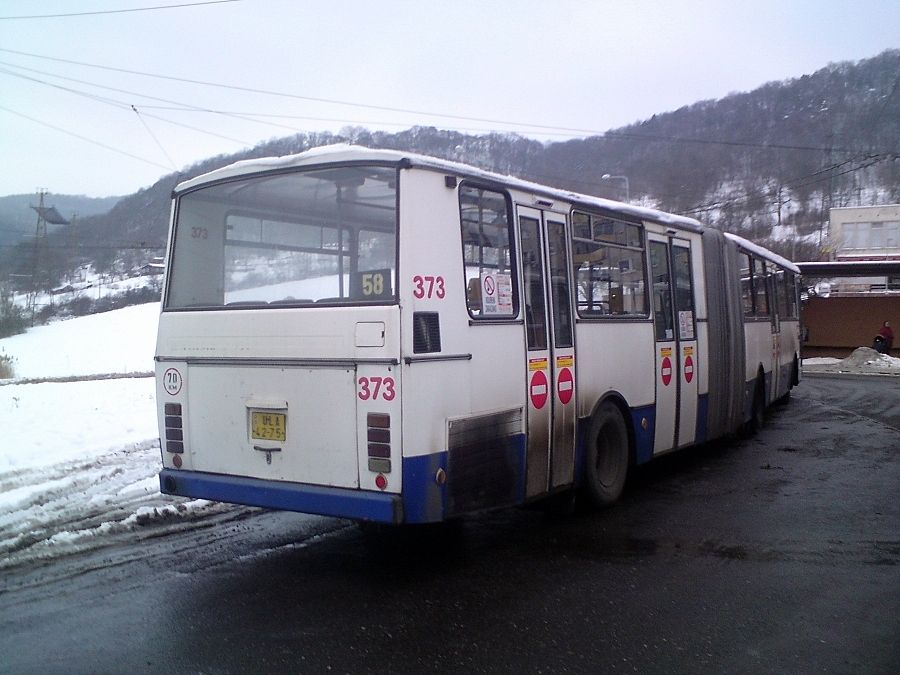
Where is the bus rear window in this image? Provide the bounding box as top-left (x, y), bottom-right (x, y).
top-left (165, 166), bottom-right (397, 309)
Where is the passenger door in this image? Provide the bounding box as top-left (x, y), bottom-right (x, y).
top-left (517, 206), bottom-right (576, 498)
top-left (648, 234), bottom-right (698, 453)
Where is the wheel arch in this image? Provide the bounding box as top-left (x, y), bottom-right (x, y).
top-left (585, 390), bottom-right (637, 469)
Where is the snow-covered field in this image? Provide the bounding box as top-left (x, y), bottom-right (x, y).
top-left (0, 302), bottom-right (158, 379)
top-left (0, 303), bottom-right (243, 570)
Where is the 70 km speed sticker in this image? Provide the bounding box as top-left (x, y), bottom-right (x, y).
top-left (163, 368), bottom-right (183, 396)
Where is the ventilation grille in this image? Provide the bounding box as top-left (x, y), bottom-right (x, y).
top-left (413, 312), bottom-right (441, 353)
top-left (446, 408), bottom-right (524, 515)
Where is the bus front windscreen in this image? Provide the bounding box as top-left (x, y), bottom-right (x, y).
top-left (165, 165), bottom-right (398, 309)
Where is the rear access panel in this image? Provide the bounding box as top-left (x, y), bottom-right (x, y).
top-left (186, 364), bottom-right (359, 488)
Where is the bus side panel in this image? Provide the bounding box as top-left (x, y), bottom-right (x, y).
top-left (692, 235), bottom-right (711, 444)
top-left (694, 319), bottom-right (711, 445)
top-left (398, 169), bottom-right (527, 522)
top-left (781, 318), bottom-right (800, 387)
top-left (702, 231), bottom-right (748, 438)
top-left (743, 321), bottom-right (774, 415)
top-left (574, 321), bottom-right (656, 462)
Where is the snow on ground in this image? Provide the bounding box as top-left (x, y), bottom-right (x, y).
top-left (0, 303), bottom-right (250, 570)
top-left (0, 302), bottom-right (158, 380)
top-left (803, 347), bottom-right (900, 374)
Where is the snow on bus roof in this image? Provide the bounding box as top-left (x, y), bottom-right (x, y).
top-left (175, 145), bottom-right (708, 232)
top-left (175, 145), bottom-right (707, 232)
top-left (724, 232), bottom-right (799, 273)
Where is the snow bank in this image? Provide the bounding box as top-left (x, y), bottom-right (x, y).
top-left (0, 302), bottom-right (158, 380)
top-left (0, 378), bottom-right (158, 471)
top-left (0, 302), bottom-right (232, 570)
top-left (803, 347), bottom-right (900, 374)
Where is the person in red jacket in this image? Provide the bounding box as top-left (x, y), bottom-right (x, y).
top-left (876, 321), bottom-right (894, 354)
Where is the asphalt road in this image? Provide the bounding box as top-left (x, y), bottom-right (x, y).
top-left (1, 374), bottom-right (898, 674)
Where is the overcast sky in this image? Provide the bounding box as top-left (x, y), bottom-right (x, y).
top-left (0, 0), bottom-right (898, 198)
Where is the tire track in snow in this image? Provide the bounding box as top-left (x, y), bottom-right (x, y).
top-left (0, 439), bottom-right (250, 570)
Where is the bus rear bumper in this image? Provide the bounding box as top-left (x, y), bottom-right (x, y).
top-left (159, 469), bottom-right (403, 524)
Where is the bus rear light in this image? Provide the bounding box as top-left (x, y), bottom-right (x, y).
top-left (367, 443), bottom-right (390, 458)
top-left (366, 413), bottom-right (392, 474)
top-left (367, 428), bottom-right (390, 443)
top-left (368, 458), bottom-right (391, 473)
top-left (165, 404), bottom-right (185, 456)
top-left (375, 474), bottom-right (388, 491)
top-left (367, 413), bottom-right (390, 429)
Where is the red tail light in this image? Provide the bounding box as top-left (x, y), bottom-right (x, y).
top-left (366, 413), bottom-right (391, 473)
top-left (164, 402), bottom-right (185, 457)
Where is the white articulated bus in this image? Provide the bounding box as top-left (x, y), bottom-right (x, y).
top-left (156, 145), bottom-right (801, 524)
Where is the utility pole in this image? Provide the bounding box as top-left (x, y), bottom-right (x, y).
top-left (28, 189), bottom-right (49, 326)
top-left (66, 212), bottom-right (77, 283)
top-left (27, 190), bottom-right (70, 326)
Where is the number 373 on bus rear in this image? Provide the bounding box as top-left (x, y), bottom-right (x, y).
top-left (156, 146), bottom-right (801, 524)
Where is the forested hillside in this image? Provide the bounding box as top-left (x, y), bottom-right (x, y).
top-left (2, 49), bottom-right (897, 289)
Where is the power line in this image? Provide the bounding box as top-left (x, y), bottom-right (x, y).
top-left (0, 0), bottom-right (243, 20)
top-left (0, 64), bottom-right (254, 145)
top-left (0, 104), bottom-right (172, 170)
top-left (5, 46), bottom-right (890, 154)
top-left (0, 59), bottom-right (582, 139)
top-left (0, 47), bottom-right (602, 135)
top-left (132, 106), bottom-right (178, 170)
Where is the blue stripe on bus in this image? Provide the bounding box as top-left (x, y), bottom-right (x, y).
top-left (696, 393), bottom-right (709, 444)
top-left (159, 469), bottom-right (402, 523)
top-left (576, 405), bottom-right (656, 471)
top-left (631, 405), bottom-right (655, 464)
top-left (402, 434), bottom-right (528, 524)
top-left (401, 451), bottom-right (448, 524)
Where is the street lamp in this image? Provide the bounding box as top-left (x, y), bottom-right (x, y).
top-left (601, 174), bottom-right (630, 202)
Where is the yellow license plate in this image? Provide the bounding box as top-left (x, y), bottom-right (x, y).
top-left (251, 411), bottom-right (286, 442)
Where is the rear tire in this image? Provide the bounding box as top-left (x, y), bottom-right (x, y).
top-left (749, 378), bottom-right (766, 432)
top-left (584, 403), bottom-right (630, 507)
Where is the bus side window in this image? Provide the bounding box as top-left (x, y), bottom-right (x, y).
top-left (740, 252), bottom-right (754, 316)
top-left (752, 257), bottom-right (769, 317)
top-left (467, 277), bottom-right (482, 313)
top-left (459, 184), bottom-right (516, 319)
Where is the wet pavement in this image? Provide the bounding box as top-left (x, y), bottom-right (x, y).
top-left (1, 375), bottom-right (898, 673)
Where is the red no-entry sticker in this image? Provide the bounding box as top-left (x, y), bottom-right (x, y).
top-left (684, 355), bottom-right (694, 383)
top-left (661, 357), bottom-right (673, 387)
top-left (557, 367), bottom-right (574, 405)
top-left (530, 370), bottom-right (548, 409)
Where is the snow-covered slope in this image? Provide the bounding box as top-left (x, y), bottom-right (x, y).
top-left (0, 304), bottom-right (249, 570)
top-left (0, 302), bottom-right (158, 380)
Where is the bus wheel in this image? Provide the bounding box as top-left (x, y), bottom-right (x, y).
top-left (585, 403), bottom-right (629, 507)
top-left (750, 379), bottom-right (766, 431)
